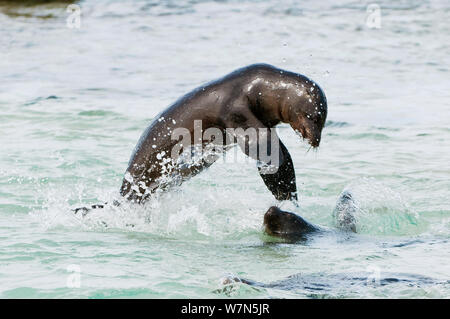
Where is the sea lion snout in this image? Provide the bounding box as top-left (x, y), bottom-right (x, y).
top-left (309, 130), bottom-right (322, 148)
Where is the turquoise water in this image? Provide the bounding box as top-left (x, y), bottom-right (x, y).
top-left (0, 0), bottom-right (449, 298)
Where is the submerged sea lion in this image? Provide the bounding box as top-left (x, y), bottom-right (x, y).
top-left (75, 63), bottom-right (328, 212)
top-left (220, 272), bottom-right (446, 296)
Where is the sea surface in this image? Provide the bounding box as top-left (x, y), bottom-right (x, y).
top-left (0, 0), bottom-right (449, 298)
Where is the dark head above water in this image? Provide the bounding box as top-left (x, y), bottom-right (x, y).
top-left (263, 206), bottom-right (318, 240)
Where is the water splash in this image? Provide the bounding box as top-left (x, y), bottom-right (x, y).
top-left (336, 178), bottom-right (424, 236)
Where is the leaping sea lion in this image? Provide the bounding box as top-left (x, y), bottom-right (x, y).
top-left (75, 63), bottom-right (328, 212)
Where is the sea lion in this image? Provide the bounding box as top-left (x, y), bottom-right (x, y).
top-left (73, 63), bottom-right (327, 213)
top-left (263, 191), bottom-right (358, 241)
top-left (219, 272), bottom-right (446, 296)
top-left (120, 63), bottom-right (327, 203)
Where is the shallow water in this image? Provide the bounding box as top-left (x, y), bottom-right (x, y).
top-left (0, 0), bottom-right (449, 298)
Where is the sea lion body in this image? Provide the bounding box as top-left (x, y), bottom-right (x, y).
top-left (120, 63), bottom-right (328, 203)
top-left (220, 272), bottom-right (445, 296)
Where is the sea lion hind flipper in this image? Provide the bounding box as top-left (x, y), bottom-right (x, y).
top-left (72, 206), bottom-right (90, 217)
top-left (72, 201), bottom-right (113, 217)
top-left (333, 191), bottom-right (357, 233)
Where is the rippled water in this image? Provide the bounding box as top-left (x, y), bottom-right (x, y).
top-left (1, 0), bottom-right (449, 298)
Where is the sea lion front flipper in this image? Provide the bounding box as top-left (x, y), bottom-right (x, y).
top-left (229, 108), bottom-right (297, 202)
top-left (258, 140), bottom-right (297, 201)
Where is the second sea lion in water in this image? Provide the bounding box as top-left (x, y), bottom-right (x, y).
top-left (263, 191), bottom-right (358, 241)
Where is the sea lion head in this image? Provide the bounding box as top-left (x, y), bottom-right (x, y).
top-left (263, 206), bottom-right (316, 240)
top-left (283, 79), bottom-right (327, 148)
